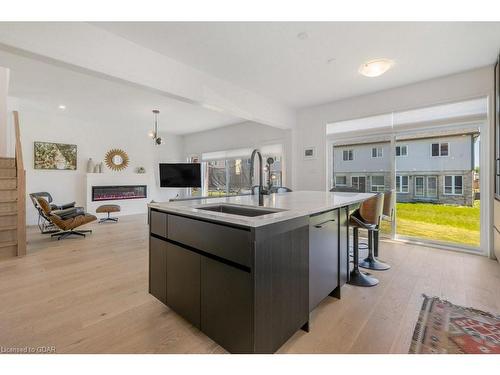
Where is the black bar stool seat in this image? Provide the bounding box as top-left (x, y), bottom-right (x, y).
top-left (348, 195), bottom-right (383, 287)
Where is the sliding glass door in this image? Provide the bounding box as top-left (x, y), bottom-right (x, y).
top-left (327, 97), bottom-right (487, 252)
top-left (394, 129), bottom-right (481, 248)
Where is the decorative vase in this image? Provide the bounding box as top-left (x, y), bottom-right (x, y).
top-left (99, 162), bottom-right (104, 173)
top-left (87, 158), bottom-right (95, 173)
top-left (93, 164), bottom-right (99, 173)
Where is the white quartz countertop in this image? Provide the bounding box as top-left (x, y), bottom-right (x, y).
top-left (148, 191), bottom-right (374, 228)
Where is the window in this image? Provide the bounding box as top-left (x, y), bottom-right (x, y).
top-left (395, 145), bottom-right (408, 156)
top-left (427, 176), bottom-right (437, 197)
top-left (431, 142), bottom-right (449, 157)
top-left (444, 175), bottom-right (463, 195)
top-left (396, 175), bottom-right (409, 193)
top-left (202, 144), bottom-right (283, 196)
top-left (371, 175), bottom-right (385, 192)
top-left (371, 147), bottom-right (383, 158)
top-left (342, 149), bottom-right (353, 161)
top-left (352, 176), bottom-right (359, 189)
top-left (335, 175), bottom-right (347, 186)
top-left (415, 176), bottom-right (425, 196)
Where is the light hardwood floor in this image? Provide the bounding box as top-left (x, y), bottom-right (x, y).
top-left (0, 214), bottom-right (499, 354)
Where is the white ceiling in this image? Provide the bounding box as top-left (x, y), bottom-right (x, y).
top-left (94, 22), bottom-right (500, 108)
top-left (0, 48), bottom-right (242, 135)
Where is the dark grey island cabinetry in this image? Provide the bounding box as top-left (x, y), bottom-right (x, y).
top-left (148, 191), bottom-right (372, 353)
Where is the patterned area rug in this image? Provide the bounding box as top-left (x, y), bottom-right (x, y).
top-left (409, 295), bottom-right (500, 354)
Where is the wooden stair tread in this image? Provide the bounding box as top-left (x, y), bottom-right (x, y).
top-left (0, 199), bottom-right (17, 203)
top-left (0, 225), bottom-right (17, 231)
top-left (0, 240), bottom-right (17, 248)
top-left (0, 211), bottom-right (17, 216)
top-left (0, 177), bottom-right (16, 180)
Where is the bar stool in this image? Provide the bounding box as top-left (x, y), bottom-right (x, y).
top-left (358, 190), bottom-right (391, 271)
top-left (375, 190), bottom-right (395, 260)
top-left (348, 194), bottom-right (384, 287)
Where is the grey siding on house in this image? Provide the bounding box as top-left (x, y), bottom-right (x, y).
top-left (333, 134), bottom-right (475, 206)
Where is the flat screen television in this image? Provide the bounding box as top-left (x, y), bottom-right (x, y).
top-left (159, 163), bottom-right (201, 188)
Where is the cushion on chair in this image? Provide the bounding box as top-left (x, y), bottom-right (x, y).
top-left (54, 207), bottom-right (85, 219)
top-left (50, 213), bottom-right (97, 231)
top-left (37, 197), bottom-right (52, 214)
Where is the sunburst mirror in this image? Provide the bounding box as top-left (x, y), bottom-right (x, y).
top-left (105, 149), bottom-right (129, 171)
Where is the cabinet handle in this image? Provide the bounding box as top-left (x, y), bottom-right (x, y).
top-left (314, 219), bottom-right (335, 228)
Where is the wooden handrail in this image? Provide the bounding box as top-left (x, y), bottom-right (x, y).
top-left (13, 111), bottom-right (24, 172)
top-left (13, 111), bottom-right (26, 257)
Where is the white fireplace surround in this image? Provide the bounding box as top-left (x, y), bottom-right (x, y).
top-left (85, 173), bottom-right (151, 217)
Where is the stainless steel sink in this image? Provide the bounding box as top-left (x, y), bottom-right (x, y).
top-left (196, 203), bottom-right (286, 217)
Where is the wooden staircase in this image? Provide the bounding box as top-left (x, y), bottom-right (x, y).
top-left (0, 111), bottom-right (26, 259)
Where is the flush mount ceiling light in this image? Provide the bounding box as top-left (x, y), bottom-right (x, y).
top-left (149, 109), bottom-right (164, 145)
top-left (359, 58), bottom-right (394, 78)
top-left (58, 104), bottom-right (66, 110)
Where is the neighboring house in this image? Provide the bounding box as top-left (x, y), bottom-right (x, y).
top-left (332, 133), bottom-right (478, 206)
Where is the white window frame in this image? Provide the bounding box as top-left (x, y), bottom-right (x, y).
top-left (370, 175), bottom-right (385, 192)
top-left (395, 145), bottom-right (408, 157)
top-left (396, 175), bottom-right (409, 193)
top-left (351, 176), bottom-right (358, 189)
top-left (443, 175), bottom-right (463, 196)
top-left (335, 175), bottom-right (347, 186)
top-left (342, 149), bottom-right (354, 161)
top-left (431, 142), bottom-right (450, 157)
top-left (427, 176), bottom-right (438, 198)
top-left (414, 176), bottom-right (425, 197)
top-left (371, 146), bottom-right (383, 158)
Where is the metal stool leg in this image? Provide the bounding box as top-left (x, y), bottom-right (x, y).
top-left (348, 227), bottom-right (379, 287)
top-left (359, 229), bottom-right (391, 271)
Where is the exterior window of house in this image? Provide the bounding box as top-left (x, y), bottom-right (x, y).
top-left (352, 176), bottom-right (359, 189)
top-left (342, 149), bottom-right (353, 161)
top-left (396, 175), bottom-right (409, 193)
top-left (444, 175), bottom-right (463, 195)
top-left (415, 176), bottom-right (425, 196)
top-left (370, 175), bottom-right (385, 192)
top-left (371, 147), bottom-right (383, 158)
top-left (335, 175), bottom-right (347, 185)
top-left (395, 145), bottom-right (408, 156)
top-left (427, 176), bottom-right (438, 197)
top-left (431, 142), bottom-right (449, 157)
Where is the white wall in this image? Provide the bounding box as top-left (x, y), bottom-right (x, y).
top-left (183, 121), bottom-right (293, 188)
top-left (293, 66), bottom-right (494, 191)
top-left (0, 67), bottom-right (9, 156)
top-left (15, 99), bottom-right (185, 225)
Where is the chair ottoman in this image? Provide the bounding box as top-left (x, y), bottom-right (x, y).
top-left (96, 204), bottom-right (121, 223)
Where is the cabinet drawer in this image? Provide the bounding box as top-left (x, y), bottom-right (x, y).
top-left (150, 210), bottom-right (168, 238)
top-left (168, 215), bottom-right (252, 268)
top-left (166, 242), bottom-right (201, 328)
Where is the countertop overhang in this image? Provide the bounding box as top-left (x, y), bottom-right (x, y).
top-left (148, 191), bottom-right (374, 228)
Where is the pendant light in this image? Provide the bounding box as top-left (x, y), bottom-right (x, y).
top-left (149, 109), bottom-right (164, 145)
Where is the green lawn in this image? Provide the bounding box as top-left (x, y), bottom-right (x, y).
top-left (380, 201), bottom-right (480, 247)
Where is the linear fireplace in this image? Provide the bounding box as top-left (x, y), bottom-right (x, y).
top-left (92, 185), bottom-right (147, 202)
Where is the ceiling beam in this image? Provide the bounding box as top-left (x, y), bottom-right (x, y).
top-left (0, 22), bottom-right (295, 129)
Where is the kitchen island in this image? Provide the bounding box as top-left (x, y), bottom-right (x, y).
top-left (148, 191), bottom-right (373, 353)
